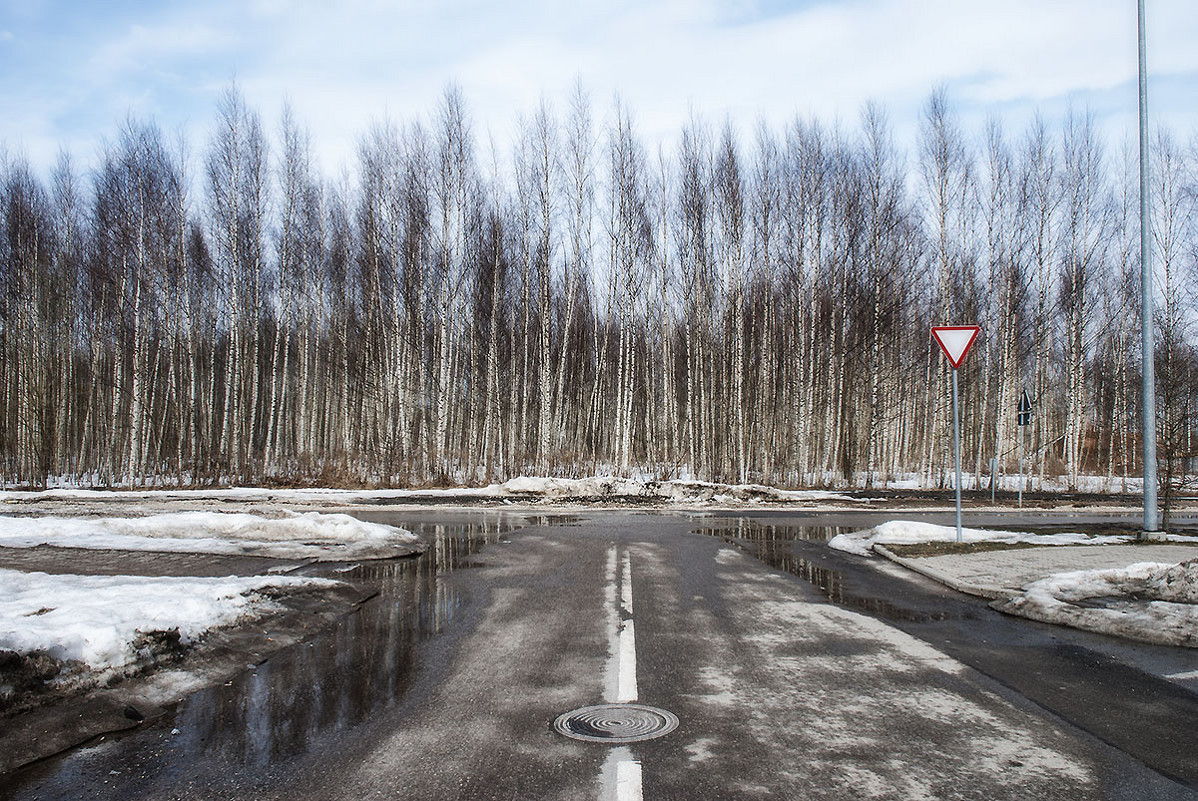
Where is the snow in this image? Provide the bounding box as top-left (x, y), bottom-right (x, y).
top-left (493, 475), bottom-right (852, 503)
top-left (0, 471), bottom-right (1168, 505)
top-left (6, 470), bottom-right (1158, 496)
top-left (0, 569), bottom-right (342, 672)
top-left (994, 561), bottom-right (1198, 647)
top-left (0, 476), bottom-right (853, 506)
top-left (831, 521), bottom-right (1198, 647)
top-left (1, 486), bottom-right (497, 503)
top-left (828, 521), bottom-right (1128, 557)
top-left (0, 511), bottom-right (421, 560)
top-left (1150, 559), bottom-right (1198, 603)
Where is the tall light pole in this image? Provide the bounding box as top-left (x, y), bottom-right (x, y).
top-left (1138, 0), bottom-right (1160, 536)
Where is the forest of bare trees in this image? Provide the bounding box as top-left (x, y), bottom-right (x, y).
top-left (1, 85), bottom-right (1196, 490)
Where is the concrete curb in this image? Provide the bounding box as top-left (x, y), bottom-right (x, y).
top-left (872, 544), bottom-right (1017, 601)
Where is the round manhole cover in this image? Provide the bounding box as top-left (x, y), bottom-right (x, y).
top-left (553, 703), bottom-right (679, 744)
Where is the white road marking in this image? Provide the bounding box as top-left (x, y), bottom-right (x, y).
top-left (617, 550), bottom-right (638, 703)
top-left (604, 545), bottom-right (639, 704)
top-left (603, 545), bottom-right (620, 703)
top-left (599, 747), bottom-right (643, 801)
top-left (1165, 669), bottom-right (1198, 680)
top-left (599, 546), bottom-right (644, 801)
top-left (615, 758), bottom-right (643, 801)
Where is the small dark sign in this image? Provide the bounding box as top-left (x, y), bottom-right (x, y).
top-left (1017, 390), bottom-right (1032, 427)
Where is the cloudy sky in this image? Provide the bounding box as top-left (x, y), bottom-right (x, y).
top-left (2, 0), bottom-right (1196, 177)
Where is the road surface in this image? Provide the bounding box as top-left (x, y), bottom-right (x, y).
top-left (3, 510), bottom-right (1195, 800)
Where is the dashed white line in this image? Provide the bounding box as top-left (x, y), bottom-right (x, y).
top-left (617, 549), bottom-right (638, 703)
top-left (604, 545), bottom-right (620, 703)
top-left (600, 545), bottom-right (644, 801)
top-left (1165, 669), bottom-right (1198, 680)
top-left (615, 757), bottom-right (643, 801)
top-left (599, 747), bottom-right (644, 801)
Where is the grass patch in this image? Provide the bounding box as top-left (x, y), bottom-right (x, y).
top-left (885, 541), bottom-right (1056, 558)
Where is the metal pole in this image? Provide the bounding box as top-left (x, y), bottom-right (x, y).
top-left (1018, 429), bottom-right (1024, 509)
top-left (952, 367), bottom-right (963, 542)
top-left (1139, 0), bottom-right (1159, 536)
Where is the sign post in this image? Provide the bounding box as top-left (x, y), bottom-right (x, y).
top-left (1017, 390), bottom-right (1032, 509)
top-left (932, 326), bottom-right (981, 543)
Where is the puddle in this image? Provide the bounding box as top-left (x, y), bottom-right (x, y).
top-left (176, 519), bottom-right (510, 765)
top-left (4, 516), bottom-right (517, 794)
top-left (698, 520), bottom-right (951, 624)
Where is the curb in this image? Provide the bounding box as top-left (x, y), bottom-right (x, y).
top-left (872, 544), bottom-right (1017, 601)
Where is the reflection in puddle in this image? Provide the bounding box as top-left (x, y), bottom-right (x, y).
top-left (3, 518), bottom-right (515, 796)
top-left (699, 520), bottom-right (951, 624)
top-left (169, 520), bottom-right (506, 768)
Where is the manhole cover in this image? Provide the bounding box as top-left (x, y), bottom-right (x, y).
top-left (553, 703), bottom-right (679, 743)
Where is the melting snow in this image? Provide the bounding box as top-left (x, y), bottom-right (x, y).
top-left (0, 569), bottom-right (341, 672)
top-left (0, 476), bottom-right (853, 506)
top-left (0, 511), bottom-right (420, 560)
top-left (995, 561), bottom-right (1198, 647)
top-left (828, 521), bottom-right (1127, 557)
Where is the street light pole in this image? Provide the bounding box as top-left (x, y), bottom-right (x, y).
top-left (1138, 0), bottom-right (1160, 537)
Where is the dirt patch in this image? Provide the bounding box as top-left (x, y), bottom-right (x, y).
top-left (885, 541), bottom-right (1061, 558)
top-left (0, 629), bottom-right (191, 721)
top-left (0, 651), bottom-right (65, 709)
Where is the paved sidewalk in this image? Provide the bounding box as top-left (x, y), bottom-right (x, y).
top-left (876, 543), bottom-right (1198, 600)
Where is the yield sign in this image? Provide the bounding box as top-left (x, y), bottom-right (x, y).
top-left (932, 326), bottom-right (981, 369)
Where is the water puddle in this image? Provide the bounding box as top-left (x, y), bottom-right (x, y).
top-left (177, 519), bottom-right (512, 764)
top-left (4, 515), bottom-right (519, 795)
top-left (698, 520), bottom-right (951, 624)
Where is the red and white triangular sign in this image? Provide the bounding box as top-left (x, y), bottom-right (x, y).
top-left (932, 326), bottom-right (981, 369)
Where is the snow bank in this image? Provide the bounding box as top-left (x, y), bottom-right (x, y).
top-left (495, 476), bottom-right (852, 504)
top-left (0, 476), bottom-right (853, 507)
top-left (0, 511), bottom-right (421, 560)
top-left (0, 569), bottom-right (342, 671)
top-left (0, 486), bottom-right (503, 504)
top-left (828, 521), bottom-right (1128, 557)
top-left (994, 561), bottom-right (1198, 647)
top-left (1150, 559), bottom-right (1198, 603)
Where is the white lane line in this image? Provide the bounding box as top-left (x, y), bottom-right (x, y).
top-left (1166, 669), bottom-right (1198, 680)
top-left (598, 547), bottom-right (644, 801)
top-left (617, 549), bottom-right (638, 703)
top-left (615, 758), bottom-right (643, 801)
top-left (603, 545), bottom-right (620, 703)
top-left (604, 545), bottom-right (639, 704)
top-left (599, 747), bottom-right (643, 801)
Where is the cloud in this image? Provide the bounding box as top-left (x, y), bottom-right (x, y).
top-left (3, 0), bottom-right (1197, 178)
top-left (87, 22), bottom-right (236, 79)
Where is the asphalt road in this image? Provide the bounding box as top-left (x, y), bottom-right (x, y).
top-left (3, 510), bottom-right (1196, 800)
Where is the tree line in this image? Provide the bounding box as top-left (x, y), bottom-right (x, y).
top-left (1, 84), bottom-right (1195, 490)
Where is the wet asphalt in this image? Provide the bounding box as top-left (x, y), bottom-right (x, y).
top-left (2, 509), bottom-right (1196, 800)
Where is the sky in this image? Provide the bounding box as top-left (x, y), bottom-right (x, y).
top-left (1, 0), bottom-right (1197, 179)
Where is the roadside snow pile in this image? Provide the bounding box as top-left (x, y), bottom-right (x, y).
top-left (1, 478), bottom-right (853, 506)
top-left (828, 521), bottom-right (1128, 557)
top-left (1150, 559), bottom-right (1198, 603)
top-left (994, 560), bottom-right (1198, 647)
top-left (495, 476), bottom-right (851, 504)
top-left (0, 569), bottom-right (343, 673)
top-left (0, 511), bottom-right (421, 560)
